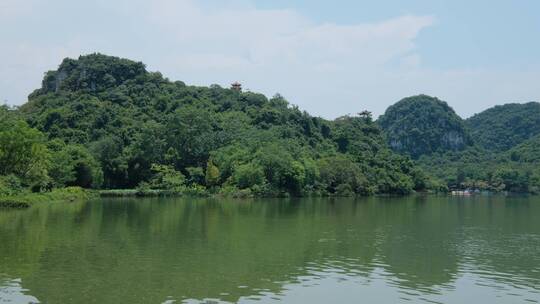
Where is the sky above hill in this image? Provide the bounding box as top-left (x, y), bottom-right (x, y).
top-left (1, 0), bottom-right (539, 118)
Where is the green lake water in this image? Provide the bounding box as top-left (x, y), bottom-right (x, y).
top-left (1, 196), bottom-right (540, 303)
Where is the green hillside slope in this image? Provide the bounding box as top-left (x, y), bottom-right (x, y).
top-left (466, 102), bottom-right (540, 152)
top-left (378, 95), bottom-right (473, 159)
top-left (13, 53), bottom-right (425, 196)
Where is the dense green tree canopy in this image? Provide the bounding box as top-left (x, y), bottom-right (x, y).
top-left (466, 102), bottom-right (540, 152)
top-left (0, 105), bottom-right (102, 193)
top-left (3, 54), bottom-right (539, 196)
top-left (0, 108), bottom-right (49, 188)
top-left (417, 143), bottom-right (540, 194)
top-left (13, 53), bottom-right (426, 196)
top-left (506, 134), bottom-right (540, 163)
top-left (378, 96), bottom-right (540, 193)
top-left (378, 95), bottom-right (473, 159)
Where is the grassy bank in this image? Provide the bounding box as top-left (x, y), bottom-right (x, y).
top-left (0, 187), bottom-right (96, 209)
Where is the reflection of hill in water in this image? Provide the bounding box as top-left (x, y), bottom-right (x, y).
top-left (0, 196), bottom-right (539, 303)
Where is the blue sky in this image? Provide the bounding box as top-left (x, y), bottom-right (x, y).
top-left (1, 0), bottom-right (539, 118)
top-left (160, 0), bottom-right (540, 72)
top-left (254, 0), bottom-right (540, 69)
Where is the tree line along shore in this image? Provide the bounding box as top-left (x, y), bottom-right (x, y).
top-left (2, 54), bottom-right (539, 207)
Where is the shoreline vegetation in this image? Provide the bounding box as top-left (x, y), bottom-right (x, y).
top-left (1, 53), bottom-right (540, 208)
top-left (0, 187), bottom-right (95, 209)
top-left (2, 187), bottom-right (528, 210)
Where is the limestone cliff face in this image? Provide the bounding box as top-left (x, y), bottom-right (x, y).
top-left (378, 95), bottom-right (473, 159)
top-left (54, 70), bottom-right (68, 92)
top-left (442, 131), bottom-right (466, 149)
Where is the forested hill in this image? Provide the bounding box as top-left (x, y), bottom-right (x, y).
top-left (377, 95), bottom-right (473, 159)
top-left (506, 134), bottom-right (540, 163)
top-left (376, 95), bottom-right (540, 193)
top-left (9, 53), bottom-right (426, 196)
top-left (3, 53), bottom-right (539, 196)
top-left (465, 102), bottom-right (540, 152)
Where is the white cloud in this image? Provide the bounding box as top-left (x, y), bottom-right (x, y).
top-left (0, 0), bottom-right (538, 118)
top-left (116, 0), bottom-right (435, 117)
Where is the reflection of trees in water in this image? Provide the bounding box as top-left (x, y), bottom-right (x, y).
top-left (0, 198), bottom-right (377, 303)
top-left (373, 196), bottom-right (462, 292)
top-left (456, 197), bottom-right (540, 290)
top-left (0, 196), bottom-right (539, 303)
top-left (375, 196), bottom-right (540, 293)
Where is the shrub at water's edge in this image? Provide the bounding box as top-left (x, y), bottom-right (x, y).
top-left (0, 187), bottom-right (95, 208)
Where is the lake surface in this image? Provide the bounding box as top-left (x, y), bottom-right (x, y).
top-left (1, 196), bottom-right (540, 303)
